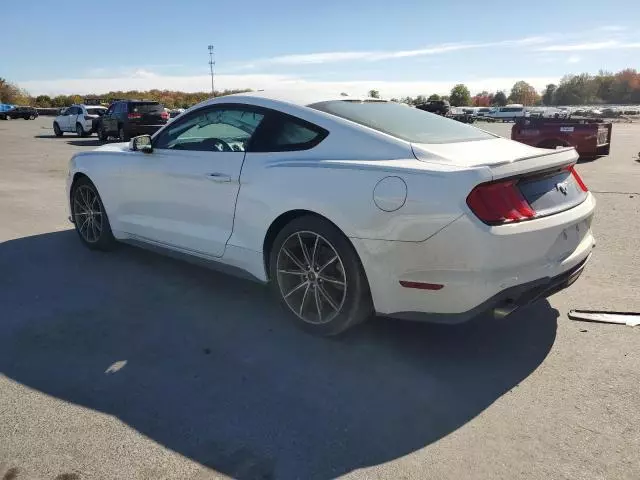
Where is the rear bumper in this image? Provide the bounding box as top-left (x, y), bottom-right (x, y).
top-left (352, 193), bottom-right (596, 324)
top-left (391, 254), bottom-right (590, 323)
top-left (127, 124), bottom-right (165, 136)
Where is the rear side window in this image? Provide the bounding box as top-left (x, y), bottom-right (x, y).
top-left (250, 113), bottom-right (328, 152)
top-left (130, 102), bottom-right (163, 113)
top-left (310, 100), bottom-right (493, 144)
top-left (86, 107), bottom-right (106, 116)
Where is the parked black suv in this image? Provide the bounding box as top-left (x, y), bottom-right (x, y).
top-left (415, 100), bottom-right (451, 116)
top-left (97, 100), bottom-right (168, 141)
top-left (0, 106), bottom-right (38, 120)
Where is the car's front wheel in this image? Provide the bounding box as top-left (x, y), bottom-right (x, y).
top-left (53, 122), bottom-right (63, 137)
top-left (71, 176), bottom-right (116, 251)
top-left (269, 215), bottom-right (373, 336)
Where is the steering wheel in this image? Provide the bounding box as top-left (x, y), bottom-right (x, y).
top-left (201, 137), bottom-right (233, 152)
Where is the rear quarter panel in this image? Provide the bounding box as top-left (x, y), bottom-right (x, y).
top-left (230, 152), bottom-right (488, 254)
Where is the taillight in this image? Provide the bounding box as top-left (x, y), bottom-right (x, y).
top-left (128, 113), bottom-right (142, 119)
top-left (466, 180), bottom-right (536, 224)
top-left (567, 165), bottom-right (588, 192)
top-left (160, 111), bottom-right (169, 120)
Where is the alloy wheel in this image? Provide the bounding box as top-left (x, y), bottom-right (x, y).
top-left (276, 231), bottom-right (347, 325)
top-left (73, 185), bottom-right (103, 243)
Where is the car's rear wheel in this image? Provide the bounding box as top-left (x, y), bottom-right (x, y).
top-left (269, 215), bottom-right (373, 336)
top-left (71, 177), bottom-right (116, 251)
top-left (29, 114), bottom-right (36, 120)
top-left (53, 122), bottom-right (63, 137)
top-left (76, 123), bottom-right (85, 137)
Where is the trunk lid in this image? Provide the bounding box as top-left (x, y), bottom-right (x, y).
top-left (129, 102), bottom-right (166, 125)
top-left (413, 137), bottom-right (586, 221)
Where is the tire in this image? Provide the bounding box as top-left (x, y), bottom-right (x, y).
top-left (30, 114), bottom-right (36, 120)
top-left (118, 126), bottom-right (129, 142)
top-left (268, 215), bottom-right (373, 336)
top-left (76, 123), bottom-right (87, 137)
top-left (71, 176), bottom-right (116, 251)
top-left (98, 125), bottom-right (108, 141)
top-left (53, 122), bottom-right (63, 137)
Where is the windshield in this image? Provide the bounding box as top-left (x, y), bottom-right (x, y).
top-left (309, 100), bottom-right (494, 144)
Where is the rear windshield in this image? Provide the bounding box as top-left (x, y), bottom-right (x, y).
top-left (309, 100), bottom-right (494, 144)
top-left (86, 107), bottom-right (106, 116)
top-left (129, 102), bottom-right (163, 113)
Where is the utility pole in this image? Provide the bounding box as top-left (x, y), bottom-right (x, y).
top-left (208, 45), bottom-right (215, 97)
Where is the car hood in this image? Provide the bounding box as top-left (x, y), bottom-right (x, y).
top-left (412, 136), bottom-right (568, 168)
top-left (93, 142), bottom-right (130, 153)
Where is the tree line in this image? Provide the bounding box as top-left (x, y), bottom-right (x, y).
top-left (0, 81), bottom-right (251, 109)
top-left (2, 68), bottom-right (639, 109)
top-left (377, 69), bottom-right (640, 107)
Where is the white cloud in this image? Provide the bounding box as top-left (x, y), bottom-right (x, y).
top-left (538, 40), bottom-right (618, 51)
top-left (537, 40), bottom-right (640, 52)
top-left (243, 36), bottom-right (551, 67)
top-left (19, 72), bottom-right (560, 98)
top-left (567, 55), bottom-right (581, 63)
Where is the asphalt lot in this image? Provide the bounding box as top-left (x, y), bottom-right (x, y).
top-left (1, 117), bottom-right (639, 480)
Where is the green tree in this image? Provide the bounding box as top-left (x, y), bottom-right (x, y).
top-left (449, 84), bottom-right (471, 106)
top-left (414, 95), bottom-right (427, 105)
top-left (34, 95), bottom-right (52, 107)
top-left (493, 91), bottom-right (508, 106)
top-left (541, 84), bottom-right (557, 105)
top-left (427, 93), bottom-right (440, 101)
top-left (0, 77), bottom-right (26, 104)
top-left (509, 81), bottom-right (540, 105)
top-left (368, 89), bottom-right (380, 99)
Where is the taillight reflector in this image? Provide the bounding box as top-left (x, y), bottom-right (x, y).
top-left (567, 165), bottom-right (588, 192)
top-left (466, 180), bottom-right (536, 224)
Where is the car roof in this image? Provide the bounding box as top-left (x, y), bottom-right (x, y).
top-left (204, 90), bottom-right (382, 108)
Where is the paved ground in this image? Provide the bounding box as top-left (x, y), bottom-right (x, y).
top-left (1, 117), bottom-right (639, 480)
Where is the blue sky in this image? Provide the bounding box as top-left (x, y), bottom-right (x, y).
top-left (3, 0), bottom-right (639, 97)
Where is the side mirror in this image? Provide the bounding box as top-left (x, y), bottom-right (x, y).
top-left (130, 135), bottom-right (153, 153)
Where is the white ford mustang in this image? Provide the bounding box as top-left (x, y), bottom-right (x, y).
top-left (66, 91), bottom-right (595, 335)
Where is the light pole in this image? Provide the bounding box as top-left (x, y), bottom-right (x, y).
top-left (208, 45), bottom-right (215, 97)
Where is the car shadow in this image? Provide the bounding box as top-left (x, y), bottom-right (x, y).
top-left (34, 134), bottom-right (66, 139)
top-left (0, 230), bottom-right (559, 480)
top-left (34, 134), bottom-right (107, 147)
top-left (65, 139), bottom-right (104, 147)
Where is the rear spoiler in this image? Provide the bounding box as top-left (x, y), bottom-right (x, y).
top-left (489, 147), bottom-right (579, 180)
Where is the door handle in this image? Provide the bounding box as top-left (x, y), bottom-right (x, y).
top-left (206, 172), bottom-right (232, 183)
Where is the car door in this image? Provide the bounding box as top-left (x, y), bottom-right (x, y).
top-left (57, 107), bottom-right (71, 130)
top-left (102, 103), bottom-right (118, 134)
top-left (68, 106), bottom-right (81, 131)
top-left (114, 104), bottom-right (266, 257)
